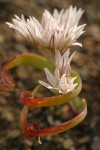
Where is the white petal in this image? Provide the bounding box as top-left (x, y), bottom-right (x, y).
top-left (72, 42), bottom-right (82, 47)
top-left (70, 76), bottom-right (77, 84)
top-left (39, 80), bottom-right (51, 88)
top-left (44, 68), bottom-right (56, 86)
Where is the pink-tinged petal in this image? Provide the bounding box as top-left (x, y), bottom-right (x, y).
top-left (55, 50), bottom-right (62, 68)
top-left (54, 67), bottom-right (60, 79)
top-left (39, 80), bottom-right (51, 89)
top-left (75, 24), bottom-right (86, 39)
top-left (44, 68), bottom-right (56, 86)
top-left (68, 51), bottom-right (76, 64)
top-left (6, 6), bottom-right (85, 53)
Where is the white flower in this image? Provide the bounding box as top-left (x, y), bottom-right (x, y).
top-left (39, 49), bottom-right (78, 94)
top-left (6, 6), bottom-right (86, 53)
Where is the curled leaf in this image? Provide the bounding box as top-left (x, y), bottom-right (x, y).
top-left (20, 99), bottom-right (87, 137)
top-left (0, 53), bottom-right (53, 92)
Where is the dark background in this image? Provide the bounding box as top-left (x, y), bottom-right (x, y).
top-left (0, 0), bottom-right (100, 150)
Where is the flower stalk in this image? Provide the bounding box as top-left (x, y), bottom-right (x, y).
top-left (6, 6), bottom-right (86, 53)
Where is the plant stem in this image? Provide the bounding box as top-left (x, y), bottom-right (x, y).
top-left (68, 101), bottom-right (78, 116)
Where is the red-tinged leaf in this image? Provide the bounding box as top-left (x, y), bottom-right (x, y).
top-left (0, 65), bottom-right (16, 91)
top-left (0, 53), bottom-right (53, 92)
top-left (20, 99), bottom-right (87, 137)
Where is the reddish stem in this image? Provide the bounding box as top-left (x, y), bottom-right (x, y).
top-left (68, 102), bottom-right (78, 116)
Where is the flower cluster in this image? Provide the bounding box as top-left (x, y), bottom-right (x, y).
top-left (6, 6), bottom-right (85, 53)
top-left (39, 49), bottom-right (77, 94)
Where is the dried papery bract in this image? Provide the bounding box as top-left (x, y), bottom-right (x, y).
top-left (6, 6), bottom-right (86, 53)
